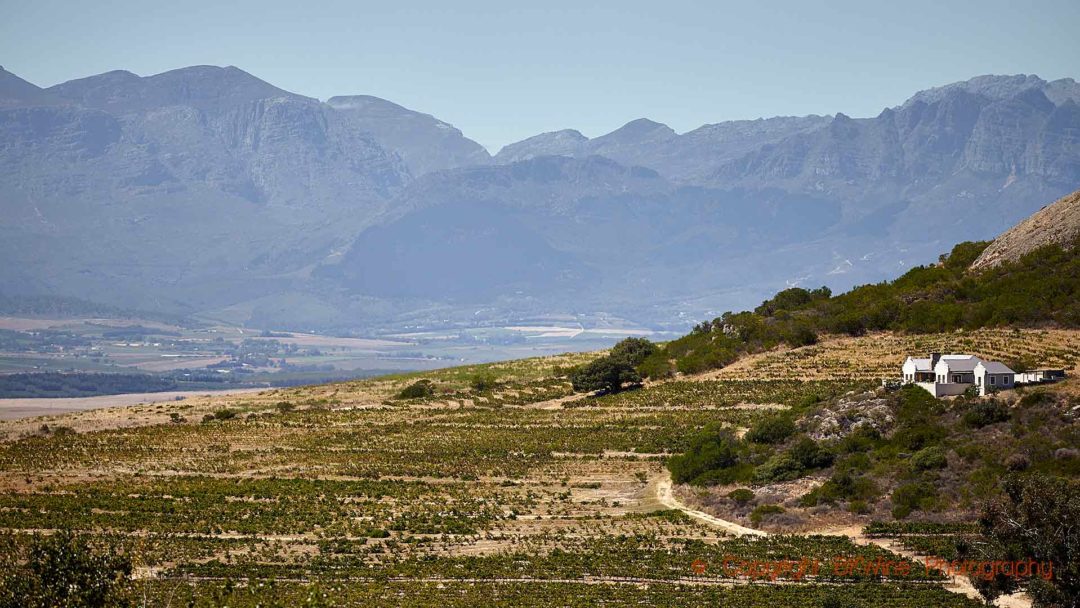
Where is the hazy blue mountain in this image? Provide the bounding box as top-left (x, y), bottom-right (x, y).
top-left (1, 68), bottom-right (1077, 333)
top-left (0, 66), bottom-right (63, 107)
top-left (494, 129), bottom-right (588, 163)
top-left (326, 95), bottom-right (491, 176)
top-left (494, 114), bottom-right (831, 181)
top-left (0, 65), bottom-right (409, 314)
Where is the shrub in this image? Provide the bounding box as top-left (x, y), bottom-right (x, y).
top-left (667, 428), bottom-right (743, 485)
top-left (910, 446), bottom-right (948, 471)
top-left (801, 471), bottom-right (878, 506)
top-left (213, 408), bottom-right (237, 421)
top-left (745, 416), bottom-right (797, 445)
top-left (1004, 453), bottom-right (1030, 472)
top-left (754, 454), bottom-right (803, 483)
top-left (727, 488), bottom-right (755, 504)
top-left (848, 499), bottom-right (871, 515)
top-left (397, 380), bottom-right (434, 399)
top-left (963, 400), bottom-right (1010, 428)
top-left (789, 436), bottom-right (834, 469)
top-left (469, 373), bottom-right (498, 392)
top-left (636, 350), bottom-right (673, 379)
top-left (750, 504), bottom-right (785, 526)
top-left (891, 481), bottom-right (939, 519)
top-left (839, 426), bottom-right (882, 453)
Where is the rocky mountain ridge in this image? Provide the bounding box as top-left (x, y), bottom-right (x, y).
top-left (1, 66), bottom-right (1078, 332)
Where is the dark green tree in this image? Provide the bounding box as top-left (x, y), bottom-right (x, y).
top-left (608, 337), bottom-right (657, 368)
top-left (0, 532), bottom-right (134, 608)
top-left (570, 357), bottom-right (641, 394)
top-left (978, 474), bottom-right (1080, 608)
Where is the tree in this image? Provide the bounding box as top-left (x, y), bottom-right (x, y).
top-left (0, 532), bottom-right (134, 608)
top-left (570, 357), bottom-right (641, 394)
top-left (978, 474), bottom-right (1080, 608)
top-left (608, 337), bottom-right (657, 368)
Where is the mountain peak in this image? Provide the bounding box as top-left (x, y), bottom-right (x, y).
top-left (326, 95), bottom-right (406, 112)
top-left (901, 74), bottom-right (1060, 108)
top-left (608, 118), bottom-right (675, 137)
top-left (47, 65), bottom-right (307, 113)
top-left (0, 66), bottom-right (62, 107)
top-left (326, 93), bottom-right (490, 175)
top-left (494, 129), bottom-right (589, 163)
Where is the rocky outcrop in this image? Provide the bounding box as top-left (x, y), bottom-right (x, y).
top-left (970, 189), bottom-right (1080, 270)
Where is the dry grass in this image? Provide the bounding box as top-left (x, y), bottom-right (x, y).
top-left (706, 329), bottom-right (1080, 381)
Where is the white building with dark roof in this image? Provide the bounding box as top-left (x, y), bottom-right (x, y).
top-left (902, 352), bottom-right (1014, 397)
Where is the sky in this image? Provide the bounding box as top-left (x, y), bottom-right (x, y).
top-left (2, 0), bottom-right (1078, 152)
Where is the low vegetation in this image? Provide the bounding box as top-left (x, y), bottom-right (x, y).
top-left (639, 238), bottom-right (1079, 378)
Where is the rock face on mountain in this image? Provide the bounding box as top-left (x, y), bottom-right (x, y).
top-left (327, 95), bottom-right (491, 176)
top-left (1, 67), bottom-right (1078, 332)
top-left (494, 129), bottom-right (588, 163)
top-left (971, 189), bottom-right (1080, 270)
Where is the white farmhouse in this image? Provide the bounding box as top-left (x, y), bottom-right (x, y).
top-left (901, 353), bottom-right (1014, 397)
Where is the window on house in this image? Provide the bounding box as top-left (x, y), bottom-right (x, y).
top-left (990, 376), bottom-right (996, 385)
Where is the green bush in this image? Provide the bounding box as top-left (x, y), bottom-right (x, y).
top-left (636, 350), bottom-right (673, 379)
top-left (745, 416), bottom-right (797, 445)
top-left (469, 373), bottom-right (498, 392)
top-left (397, 380), bottom-right (434, 399)
top-left (909, 446), bottom-right (948, 471)
top-left (667, 428), bottom-right (744, 485)
top-left (801, 471), bottom-right (878, 506)
top-left (962, 400), bottom-right (1010, 428)
top-left (749, 504), bottom-right (785, 526)
top-left (570, 357), bottom-right (641, 394)
top-left (789, 436), bottom-right (834, 469)
top-left (891, 481), bottom-right (940, 519)
top-left (213, 408), bottom-right (237, 421)
top-left (727, 488), bottom-right (755, 504)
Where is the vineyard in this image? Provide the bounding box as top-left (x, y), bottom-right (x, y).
top-left (1, 329), bottom-right (1070, 606)
top-left (709, 328), bottom-right (1080, 381)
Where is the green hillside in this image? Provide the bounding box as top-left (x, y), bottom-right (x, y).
top-left (642, 238), bottom-right (1079, 377)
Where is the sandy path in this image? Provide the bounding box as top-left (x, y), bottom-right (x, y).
top-left (817, 526), bottom-right (1031, 608)
top-left (653, 473), bottom-right (767, 537)
top-left (656, 473), bottom-right (1030, 607)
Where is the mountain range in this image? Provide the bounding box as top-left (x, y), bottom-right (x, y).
top-left (1, 65), bottom-right (1078, 333)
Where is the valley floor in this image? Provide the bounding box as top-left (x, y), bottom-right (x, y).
top-left (1, 328), bottom-right (1075, 606)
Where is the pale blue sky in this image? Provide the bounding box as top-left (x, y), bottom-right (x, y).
top-left (2, 0), bottom-right (1078, 151)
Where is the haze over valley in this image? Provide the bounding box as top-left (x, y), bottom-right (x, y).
top-left (3, 65), bottom-right (1078, 343)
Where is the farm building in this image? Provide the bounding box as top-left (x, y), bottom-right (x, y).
top-left (901, 353), bottom-right (1015, 397)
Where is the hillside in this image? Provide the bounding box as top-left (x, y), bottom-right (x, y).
top-left (1, 199), bottom-right (1077, 604)
top-left (1, 68), bottom-right (1078, 332)
top-left (636, 193), bottom-right (1079, 378)
top-left (971, 189), bottom-right (1080, 270)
